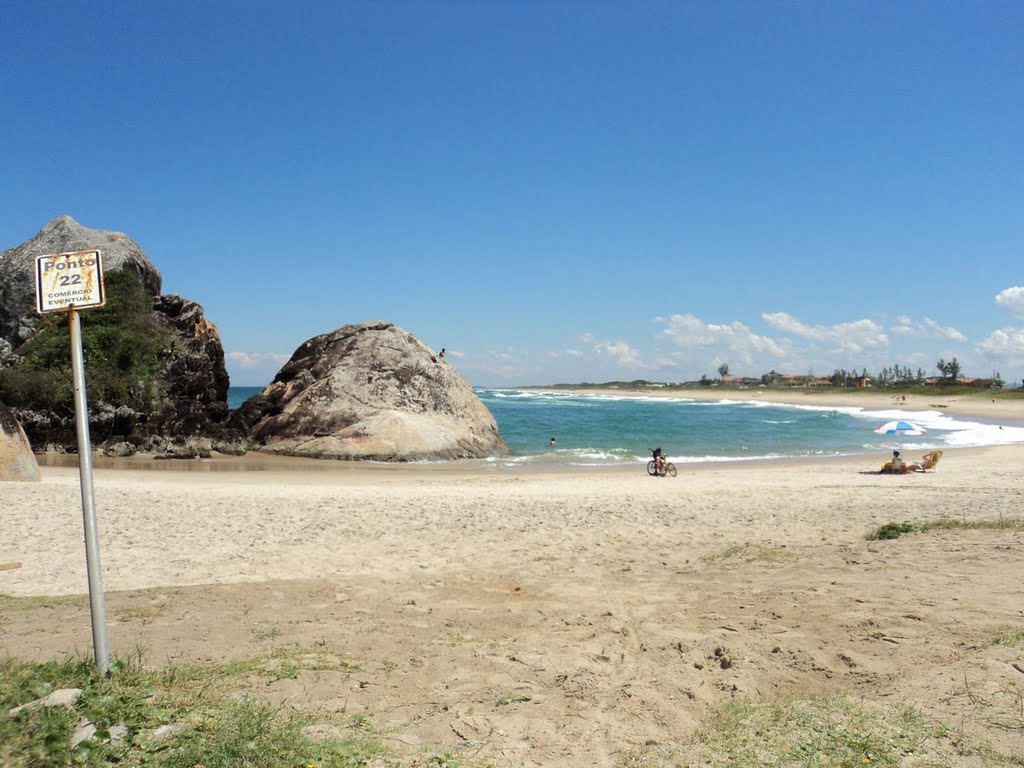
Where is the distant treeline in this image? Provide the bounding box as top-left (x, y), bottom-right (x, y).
top-left (538, 375), bottom-right (1022, 394)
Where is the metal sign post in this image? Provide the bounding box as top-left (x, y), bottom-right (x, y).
top-left (69, 306), bottom-right (109, 674)
top-left (34, 250), bottom-right (109, 674)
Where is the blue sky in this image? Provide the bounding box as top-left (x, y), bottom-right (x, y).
top-left (2, 1), bottom-right (1022, 387)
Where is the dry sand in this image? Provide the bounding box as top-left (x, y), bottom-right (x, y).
top-left (2, 396), bottom-right (1024, 765)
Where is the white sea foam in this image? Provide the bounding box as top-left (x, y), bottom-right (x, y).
top-left (753, 399), bottom-right (1024, 447)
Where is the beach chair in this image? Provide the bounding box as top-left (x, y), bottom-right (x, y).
top-left (910, 450), bottom-right (943, 472)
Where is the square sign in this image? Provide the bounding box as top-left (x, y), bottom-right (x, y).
top-left (35, 250), bottom-right (106, 313)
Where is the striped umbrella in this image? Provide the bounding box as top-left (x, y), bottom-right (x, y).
top-left (874, 420), bottom-right (927, 436)
top-left (875, 420), bottom-right (928, 462)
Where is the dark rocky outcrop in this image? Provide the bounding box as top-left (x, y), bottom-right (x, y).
top-left (0, 217), bottom-right (240, 456)
top-left (145, 294), bottom-right (233, 445)
top-left (233, 321), bottom-right (507, 461)
top-left (0, 401), bottom-right (40, 481)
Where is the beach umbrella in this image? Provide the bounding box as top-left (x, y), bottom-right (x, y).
top-left (874, 420), bottom-right (927, 437)
top-left (874, 420), bottom-right (927, 463)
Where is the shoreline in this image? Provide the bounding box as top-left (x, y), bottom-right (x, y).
top-left (33, 386), bottom-right (1024, 475)
top-left (32, 442), bottom-right (1023, 481)
top-left (528, 385), bottom-right (1024, 422)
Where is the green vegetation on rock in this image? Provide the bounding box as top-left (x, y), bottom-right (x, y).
top-left (0, 271), bottom-right (175, 414)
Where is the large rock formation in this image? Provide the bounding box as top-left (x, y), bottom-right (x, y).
top-left (0, 215), bottom-right (162, 352)
top-left (0, 402), bottom-right (40, 481)
top-left (0, 216), bottom-right (239, 455)
top-left (234, 321), bottom-right (507, 461)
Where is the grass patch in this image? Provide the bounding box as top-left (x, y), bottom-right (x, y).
top-left (867, 517), bottom-right (1024, 541)
top-left (217, 647), bottom-right (359, 681)
top-left (985, 627), bottom-right (1024, 649)
top-left (704, 543), bottom-right (797, 563)
top-left (0, 650), bottom-right (493, 768)
top-left (112, 605), bottom-right (168, 623)
top-left (944, 673), bottom-right (1024, 754)
top-left (250, 623), bottom-right (283, 641)
top-left (0, 594), bottom-right (89, 612)
top-left (616, 694), bottom-right (940, 767)
top-left (496, 694), bottom-right (533, 707)
top-left (868, 522), bottom-right (918, 540)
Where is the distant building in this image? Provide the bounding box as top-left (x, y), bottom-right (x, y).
top-left (922, 376), bottom-right (987, 387)
top-left (781, 374), bottom-right (813, 387)
top-left (770, 374), bottom-right (835, 388)
top-left (720, 375), bottom-right (760, 388)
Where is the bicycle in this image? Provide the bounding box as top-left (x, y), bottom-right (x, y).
top-left (646, 458), bottom-right (677, 477)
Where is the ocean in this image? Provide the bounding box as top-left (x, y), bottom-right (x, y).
top-left (227, 386), bottom-right (1024, 469)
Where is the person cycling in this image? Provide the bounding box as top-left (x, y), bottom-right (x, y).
top-left (652, 447), bottom-right (665, 476)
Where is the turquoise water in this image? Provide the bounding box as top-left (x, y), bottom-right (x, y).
top-left (228, 386), bottom-right (263, 409)
top-left (228, 385), bottom-right (1024, 468)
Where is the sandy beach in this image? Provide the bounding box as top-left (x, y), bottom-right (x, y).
top-left (2, 394), bottom-right (1024, 765)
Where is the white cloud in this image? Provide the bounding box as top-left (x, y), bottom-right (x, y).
top-left (604, 341), bottom-right (644, 367)
top-left (581, 333), bottom-right (646, 368)
top-left (995, 287), bottom-right (1024, 320)
top-left (922, 317), bottom-right (966, 342)
top-left (460, 348), bottom-right (537, 382)
top-left (760, 312), bottom-right (822, 339)
top-left (979, 326), bottom-right (1024, 367)
top-left (762, 312), bottom-right (887, 355)
top-left (659, 314), bottom-right (787, 365)
top-left (653, 353), bottom-right (683, 368)
top-left (890, 316), bottom-right (922, 337)
top-left (225, 351), bottom-right (291, 386)
top-left (454, 306), bottom-right (997, 386)
top-left (226, 351), bottom-right (290, 369)
top-left (890, 316), bottom-right (966, 342)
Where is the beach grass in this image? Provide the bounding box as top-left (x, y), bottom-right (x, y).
top-left (867, 517), bottom-right (1024, 540)
top-left (615, 694), bottom-right (953, 767)
top-left (0, 651), bottom-right (496, 768)
top-left (0, 593), bottom-right (89, 611)
top-left (4, 644), bottom-right (1020, 766)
